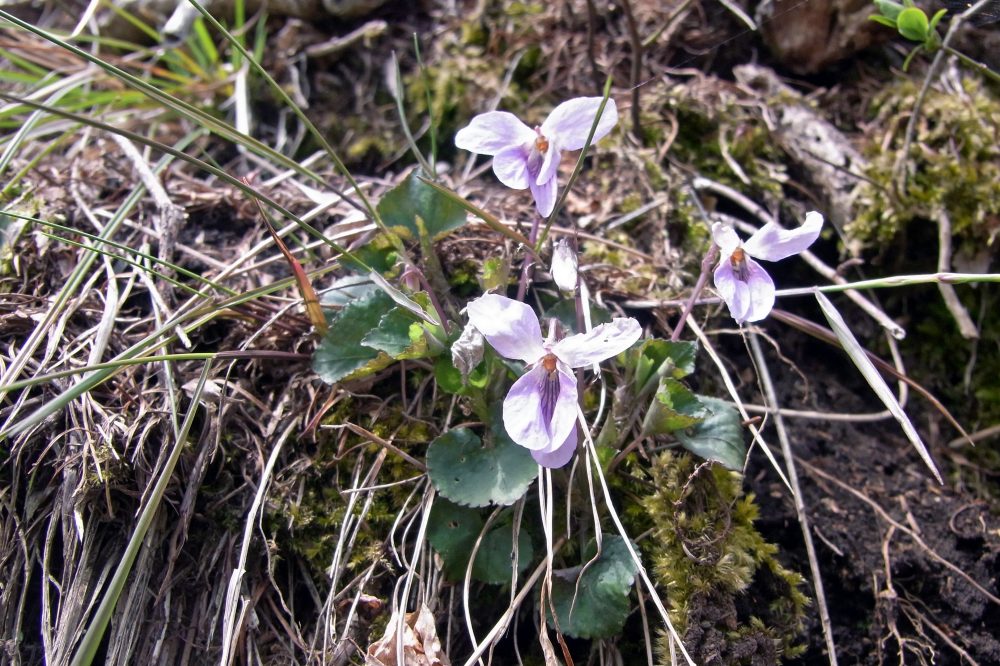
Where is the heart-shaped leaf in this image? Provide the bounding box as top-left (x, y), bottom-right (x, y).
top-left (426, 499), bottom-right (533, 583)
top-left (377, 169), bottom-right (467, 240)
top-left (548, 536), bottom-right (637, 639)
top-left (426, 426), bottom-right (538, 507)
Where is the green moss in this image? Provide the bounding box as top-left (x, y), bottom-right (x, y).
top-left (848, 78), bottom-right (1000, 251)
top-left (641, 452), bottom-right (808, 664)
top-left (267, 394), bottom-right (431, 581)
top-left (658, 91), bottom-right (785, 200)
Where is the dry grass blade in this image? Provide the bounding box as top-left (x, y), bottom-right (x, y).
top-left (69, 361), bottom-right (214, 666)
top-left (815, 291), bottom-right (943, 484)
top-left (250, 182), bottom-right (328, 336)
top-left (748, 333), bottom-right (839, 666)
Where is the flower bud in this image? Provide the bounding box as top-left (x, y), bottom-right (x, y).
top-left (551, 238), bottom-right (579, 294)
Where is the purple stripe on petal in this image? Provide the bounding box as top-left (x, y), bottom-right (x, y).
top-left (503, 364), bottom-right (553, 451)
top-left (743, 258), bottom-right (776, 322)
top-left (742, 211), bottom-right (823, 262)
top-left (466, 294), bottom-right (544, 363)
top-left (537, 145), bottom-right (560, 186)
top-left (455, 111), bottom-right (534, 155)
top-left (532, 423), bottom-right (577, 468)
top-left (546, 367), bottom-right (578, 448)
top-left (715, 262), bottom-right (751, 323)
top-left (552, 318), bottom-right (642, 368)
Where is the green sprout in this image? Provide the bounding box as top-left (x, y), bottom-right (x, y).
top-left (870, 0), bottom-right (949, 70)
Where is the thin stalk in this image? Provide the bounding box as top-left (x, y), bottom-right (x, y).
top-left (0, 351), bottom-right (306, 394)
top-left (942, 45), bottom-right (1000, 84)
top-left (390, 50), bottom-right (434, 176)
top-left (413, 35), bottom-right (437, 168)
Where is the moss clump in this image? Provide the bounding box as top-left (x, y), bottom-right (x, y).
top-left (848, 77), bottom-right (1000, 252)
top-left (642, 452), bottom-right (808, 664)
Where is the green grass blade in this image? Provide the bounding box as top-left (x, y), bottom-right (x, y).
top-left (0, 90), bottom-right (369, 267)
top-left (0, 10), bottom-right (333, 191)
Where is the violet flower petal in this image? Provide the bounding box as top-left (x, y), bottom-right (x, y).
top-left (541, 97), bottom-right (619, 151)
top-left (714, 262), bottom-right (752, 323)
top-left (742, 211), bottom-right (823, 262)
top-left (466, 294), bottom-right (544, 363)
top-left (529, 174), bottom-right (558, 217)
top-left (552, 318), bottom-right (642, 368)
top-left (537, 145), bottom-right (561, 186)
top-left (531, 423), bottom-right (578, 468)
top-left (454, 111), bottom-right (534, 155)
top-left (502, 366), bottom-right (578, 451)
top-left (742, 257), bottom-right (776, 322)
top-left (503, 365), bottom-right (553, 451)
top-left (546, 367), bottom-right (579, 450)
top-left (492, 145), bottom-right (531, 190)
top-left (711, 222), bottom-right (741, 256)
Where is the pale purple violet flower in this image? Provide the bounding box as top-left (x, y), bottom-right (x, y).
top-left (712, 212), bottom-right (824, 323)
top-left (466, 294), bottom-right (641, 468)
top-left (454, 97), bottom-right (618, 217)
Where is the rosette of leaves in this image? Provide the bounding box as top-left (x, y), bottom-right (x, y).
top-left (312, 289), bottom-right (433, 384)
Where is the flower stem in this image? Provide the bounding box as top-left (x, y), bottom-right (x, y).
top-left (671, 243), bottom-right (718, 341)
top-left (516, 214), bottom-right (543, 301)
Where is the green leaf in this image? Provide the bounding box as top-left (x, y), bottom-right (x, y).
top-left (869, 14), bottom-right (899, 27)
top-left (426, 424), bottom-right (538, 507)
top-left (361, 308), bottom-right (426, 359)
top-left (548, 536), bottom-right (637, 639)
top-left (377, 169), bottom-right (467, 240)
top-left (633, 339), bottom-right (698, 395)
top-left (426, 499), bottom-right (533, 583)
top-left (433, 355), bottom-right (487, 395)
top-left (321, 274), bottom-right (378, 308)
top-left (312, 291), bottom-right (395, 383)
top-left (897, 6), bottom-right (930, 41)
top-left (426, 499), bottom-right (483, 580)
top-left (472, 523), bottom-right (534, 585)
top-left (641, 378), bottom-right (709, 436)
top-left (927, 8), bottom-right (948, 32)
top-left (873, 0), bottom-right (906, 21)
top-left (675, 396), bottom-right (746, 470)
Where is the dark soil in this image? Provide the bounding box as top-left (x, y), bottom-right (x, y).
top-left (749, 352), bottom-right (1000, 665)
